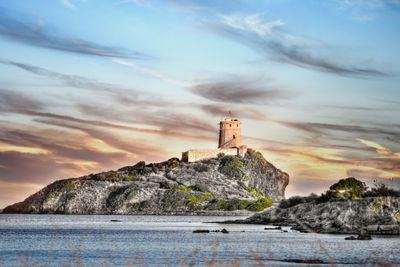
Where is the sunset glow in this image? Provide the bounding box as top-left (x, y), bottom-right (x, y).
top-left (0, 0), bottom-right (399, 208)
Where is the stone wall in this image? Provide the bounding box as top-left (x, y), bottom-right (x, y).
top-left (182, 147), bottom-right (247, 162)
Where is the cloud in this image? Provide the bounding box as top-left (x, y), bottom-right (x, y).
top-left (322, 104), bottom-right (390, 111)
top-left (0, 59), bottom-right (164, 106)
top-left (335, 0), bottom-right (400, 10)
top-left (190, 76), bottom-right (294, 104)
top-left (19, 110), bottom-right (215, 142)
top-left (346, 168), bottom-right (383, 179)
top-left (61, 0), bottom-right (75, 9)
top-left (112, 58), bottom-right (190, 87)
top-left (0, 150), bottom-right (84, 184)
top-left (123, 0), bottom-right (240, 12)
top-left (0, 75), bottom-right (216, 142)
top-left (1, 58), bottom-right (184, 102)
top-left (356, 138), bottom-right (392, 155)
top-left (206, 14), bottom-right (387, 78)
top-left (0, 120), bottom-right (169, 186)
top-left (0, 89), bottom-right (44, 111)
top-left (0, 13), bottom-right (151, 59)
top-left (218, 14), bottom-right (284, 36)
top-left (0, 59), bottom-right (123, 91)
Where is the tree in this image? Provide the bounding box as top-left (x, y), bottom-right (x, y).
top-left (329, 177), bottom-right (367, 199)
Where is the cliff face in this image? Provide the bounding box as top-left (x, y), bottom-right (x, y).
top-left (234, 197), bottom-right (400, 234)
top-left (3, 149), bottom-right (289, 215)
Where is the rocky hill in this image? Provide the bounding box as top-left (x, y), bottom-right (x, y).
top-left (3, 149), bottom-right (289, 215)
top-left (228, 197), bottom-right (400, 234)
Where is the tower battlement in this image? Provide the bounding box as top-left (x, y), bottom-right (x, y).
top-left (218, 116), bottom-right (242, 149)
top-left (182, 115), bottom-right (247, 162)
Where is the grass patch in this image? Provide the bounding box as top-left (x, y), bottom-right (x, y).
top-left (247, 187), bottom-right (264, 199)
top-left (173, 185), bottom-right (191, 192)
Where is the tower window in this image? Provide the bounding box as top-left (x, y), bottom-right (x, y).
top-left (233, 135), bottom-right (236, 139)
top-left (230, 124), bottom-right (231, 127)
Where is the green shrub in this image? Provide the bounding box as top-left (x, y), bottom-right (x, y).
top-left (247, 187), bottom-right (264, 199)
top-left (45, 191), bottom-right (59, 202)
top-left (199, 193), bottom-right (216, 201)
top-left (228, 158), bottom-right (244, 170)
top-left (185, 196), bottom-right (199, 205)
top-left (125, 176), bottom-right (136, 182)
top-left (171, 185), bottom-right (191, 192)
top-left (218, 199), bottom-right (226, 205)
top-left (258, 198), bottom-right (273, 208)
top-left (65, 181), bottom-right (75, 190)
top-left (329, 177), bottom-right (367, 199)
top-left (236, 200), bottom-right (254, 209)
top-left (249, 203), bottom-right (265, 212)
top-left (105, 173), bottom-right (116, 179)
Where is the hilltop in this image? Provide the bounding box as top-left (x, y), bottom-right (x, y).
top-left (3, 149), bottom-right (289, 215)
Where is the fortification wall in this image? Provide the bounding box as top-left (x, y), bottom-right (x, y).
top-left (182, 147), bottom-right (247, 162)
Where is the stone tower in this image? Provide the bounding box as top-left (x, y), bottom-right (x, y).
top-left (218, 115), bottom-right (242, 148)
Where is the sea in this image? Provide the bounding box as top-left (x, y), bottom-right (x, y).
top-left (0, 214), bottom-right (399, 266)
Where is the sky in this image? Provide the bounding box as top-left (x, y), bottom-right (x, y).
top-left (0, 0), bottom-right (399, 208)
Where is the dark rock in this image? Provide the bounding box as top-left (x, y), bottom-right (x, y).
top-left (264, 226), bottom-right (281, 230)
top-left (221, 228), bottom-right (229, 234)
top-left (345, 234), bottom-right (372, 240)
top-left (110, 219), bottom-right (121, 222)
top-left (193, 229), bottom-right (210, 233)
top-left (285, 259), bottom-right (325, 264)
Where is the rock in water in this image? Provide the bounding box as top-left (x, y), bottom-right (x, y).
top-left (221, 228), bottom-right (229, 234)
top-left (3, 149), bottom-right (289, 215)
top-left (193, 230), bottom-right (210, 233)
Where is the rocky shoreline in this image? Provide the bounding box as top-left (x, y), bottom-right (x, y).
top-left (223, 197), bottom-right (400, 234)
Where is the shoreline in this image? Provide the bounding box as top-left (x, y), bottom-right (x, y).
top-left (1, 210), bottom-right (255, 216)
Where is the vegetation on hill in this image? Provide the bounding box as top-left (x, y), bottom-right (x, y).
top-left (279, 177), bottom-right (399, 209)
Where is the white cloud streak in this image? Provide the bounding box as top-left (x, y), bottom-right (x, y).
top-left (111, 57), bottom-right (192, 87)
top-left (61, 0), bottom-right (76, 9)
top-left (218, 14), bottom-right (284, 36)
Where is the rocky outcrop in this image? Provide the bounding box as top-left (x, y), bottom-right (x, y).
top-left (229, 197), bottom-right (400, 234)
top-left (3, 149), bottom-right (289, 215)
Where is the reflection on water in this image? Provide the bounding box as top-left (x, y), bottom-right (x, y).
top-left (0, 214), bottom-right (399, 266)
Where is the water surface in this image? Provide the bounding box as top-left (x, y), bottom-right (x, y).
top-left (0, 214), bottom-right (399, 266)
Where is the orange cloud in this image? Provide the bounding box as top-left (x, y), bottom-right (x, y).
top-left (356, 138), bottom-right (392, 155)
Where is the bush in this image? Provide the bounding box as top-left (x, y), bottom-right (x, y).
top-left (279, 196), bottom-right (307, 208)
top-left (247, 187), bottom-right (263, 199)
top-left (316, 191), bottom-right (343, 204)
top-left (363, 183), bottom-right (400, 197)
top-left (279, 193), bottom-right (318, 208)
top-left (258, 198), bottom-right (273, 208)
